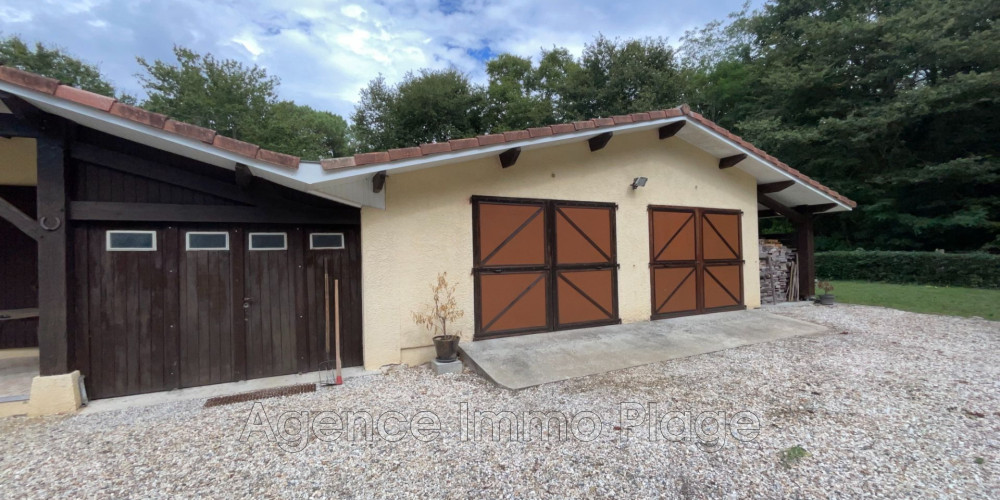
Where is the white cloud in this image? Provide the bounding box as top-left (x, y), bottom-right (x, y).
top-left (0, 0), bottom-right (758, 118)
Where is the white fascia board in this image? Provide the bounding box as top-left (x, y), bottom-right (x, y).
top-left (679, 120), bottom-right (852, 213)
top-left (314, 116), bottom-right (851, 212)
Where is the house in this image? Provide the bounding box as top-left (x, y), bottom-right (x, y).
top-left (0, 65), bottom-right (854, 414)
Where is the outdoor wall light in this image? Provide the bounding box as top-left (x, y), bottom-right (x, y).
top-left (631, 176), bottom-right (648, 190)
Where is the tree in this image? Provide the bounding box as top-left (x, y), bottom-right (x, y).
top-left (351, 69), bottom-right (487, 152)
top-left (734, 0), bottom-right (1000, 251)
top-left (558, 35), bottom-right (683, 120)
top-left (137, 46), bottom-right (277, 142)
top-left (483, 54), bottom-right (554, 131)
top-left (0, 35), bottom-right (118, 97)
top-left (136, 46), bottom-right (351, 159)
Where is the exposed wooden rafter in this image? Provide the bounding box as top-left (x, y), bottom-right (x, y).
top-left (499, 147), bottom-right (521, 168)
top-left (234, 163), bottom-right (254, 189)
top-left (756, 180), bottom-right (796, 194)
top-left (372, 171), bottom-right (387, 193)
top-left (588, 132), bottom-right (613, 152)
top-left (794, 203), bottom-right (838, 214)
top-left (0, 194), bottom-right (40, 240)
top-left (757, 193), bottom-right (806, 224)
top-left (719, 154), bottom-right (747, 169)
top-left (69, 201), bottom-right (359, 225)
top-left (658, 121), bottom-right (685, 140)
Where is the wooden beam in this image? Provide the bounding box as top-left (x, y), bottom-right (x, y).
top-left (757, 180), bottom-right (796, 194)
top-left (719, 154), bottom-right (747, 169)
top-left (69, 201), bottom-right (360, 225)
top-left (0, 92), bottom-right (47, 132)
top-left (0, 194), bottom-right (41, 240)
top-left (499, 147), bottom-right (521, 168)
top-left (36, 133), bottom-right (70, 375)
top-left (757, 193), bottom-right (806, 224)
top-left (71, 143), bottom-right (258, 205)
top-left (658, 121), bottom-right (685, 140)
top-left (588, 132), bottom-right (613, 152)
top-left (372, 171), bottom-right (387, 193)
top-left (757, 210), bottom-right (781, 219)
top-left (796, 216), bottom-right (816, 299)
top-left (0, 113), bottom-right (38, 138)
top-left (794, 203), bottom-right (838, 214)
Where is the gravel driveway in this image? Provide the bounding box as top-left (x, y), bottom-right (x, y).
top-left (1, 304), bottom-right (997, 498)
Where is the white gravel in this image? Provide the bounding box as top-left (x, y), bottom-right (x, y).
top-left (1, 304), bottom-right (997, 498)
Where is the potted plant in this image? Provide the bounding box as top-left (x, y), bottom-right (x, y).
top-left (816, 280), bottom-right (835, 305)
top-left (412, 272), bottom-right (465, 362)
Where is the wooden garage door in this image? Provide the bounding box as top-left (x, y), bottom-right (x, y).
top-left (473, 197), bottom-right (618, 339)
top-left (76, 224), bottom-right (364, 400)
top-left (649, 206), bottom-right (743, 319)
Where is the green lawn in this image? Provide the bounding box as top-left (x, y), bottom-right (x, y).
top-left (829, 281), bottom-right (999, 321)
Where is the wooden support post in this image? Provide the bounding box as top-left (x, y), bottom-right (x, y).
top-left (36, 134), bottom-right (71, 375)
top-left (796, 215), bottom-right (815, 300)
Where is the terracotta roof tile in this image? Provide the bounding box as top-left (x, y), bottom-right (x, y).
top-left (388, 147), bottom-right (423, 161)
top-left (550, 123), bottom-right (576, 134)
top-left (321, 157), bottom-right (356, 170)
top-left (528, 127), bottom-right (553, 138)
top-left (594, 117), bottom-right (615, 127)
top-left (573, 120), bottom-right (597, 130)
top-left (648, 110), bottom-right (667, 120)
top-left (164, 119), bottom-right (216, 144)
top-left (354, 151), bottom-right (391, 166)
top-left (630, 112), bottom-right (651, 122)
top-left (612, 115), bottom-right (634, 124)
top-left (109, 102), bottom-right (168, 129)
top-left (419, 142), bottom-right (452, 155)
top-left (0, 66), bottom-right (60, 94)
top-left (213, 135), bottom-right (260, 158)
top-left (476, 134), bottom-right (506, 146)
top-left (664, 108), bottom-right (683, 118)
top-left (449, 138), bottom-right (479, 150)
top-left (54, 85), bottom-right (115, 111)
top-left (256, 148), bottom-right (300, 169)
top-left (503, 130), bottom-right (531, 141)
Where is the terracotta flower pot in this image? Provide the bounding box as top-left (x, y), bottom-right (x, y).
top-left (433, 335), bottom-right (460, 362)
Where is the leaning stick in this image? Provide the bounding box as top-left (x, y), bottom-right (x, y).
top-left (334, 278), bottom-right (343, 385)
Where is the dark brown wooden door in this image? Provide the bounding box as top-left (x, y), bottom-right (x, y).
top-left (178, 227), bottom-right (238, 388)
top-left (303, 227), bottom-right (365, 369)
top-left (473, 197), bottom-right (618, 339)
top-left (649, 207), bottom-right (743, 319)
top-left (243, 229), bottom-right (299, 379)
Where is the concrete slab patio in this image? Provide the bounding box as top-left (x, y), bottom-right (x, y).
top-left (460, 309), bottom-right (831, 390)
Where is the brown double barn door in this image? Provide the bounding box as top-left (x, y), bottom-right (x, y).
top-left (649, 207), bottom-right (744, 319)
top-left (473, 197), bottom-right (619, 339)
top-left (76, 224), bottom-right (362, 399)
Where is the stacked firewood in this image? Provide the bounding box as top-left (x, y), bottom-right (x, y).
top-left (759, 239), bottom-right (798, 304)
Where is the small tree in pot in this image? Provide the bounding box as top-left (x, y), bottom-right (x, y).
top-left (816, 280), bottom-right (835, 305)
top-left (412, 272), bottom-right (465, 362)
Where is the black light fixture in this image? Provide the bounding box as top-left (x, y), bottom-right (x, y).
top-left (631, 176), bottom-right (648, 190)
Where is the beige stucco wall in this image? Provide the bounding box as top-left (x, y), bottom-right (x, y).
top-left (360, 131), bottom-right (761, 370)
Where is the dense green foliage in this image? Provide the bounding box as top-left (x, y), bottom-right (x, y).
top-left (0, 35), bottom-right (119, 98)
top-left (352, 0), bottom-right (999, 253)
top-left (817, 251), bottom-right (1000, 288)
top-left (829, 281), bottom-right (1000, 320)
top-left (137, 47), bottom-right (350, 160)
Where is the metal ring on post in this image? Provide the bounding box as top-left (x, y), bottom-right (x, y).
top-left (39, 216), bottom-right (62, 231)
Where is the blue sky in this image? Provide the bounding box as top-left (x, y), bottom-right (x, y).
top-left (0, 0), bottom-right (758, 118)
